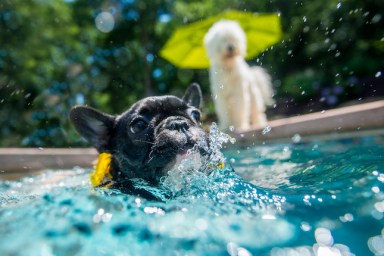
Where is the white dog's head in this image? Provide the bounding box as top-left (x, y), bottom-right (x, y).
top-left (204, 20), bottom-right (247, 66)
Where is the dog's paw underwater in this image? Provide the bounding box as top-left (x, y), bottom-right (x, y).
top-left (69, 84), bottom-right (235, 198)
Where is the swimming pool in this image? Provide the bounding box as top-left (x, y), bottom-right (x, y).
top-left (1, 130), bottom-right (383, 255)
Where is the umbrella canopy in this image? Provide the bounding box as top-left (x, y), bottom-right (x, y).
top-left (159, 10), bottom-right (282, 69)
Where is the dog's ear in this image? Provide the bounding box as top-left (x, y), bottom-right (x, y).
top-left (69, 106), bottom-right (115, 152)
top-left (183, 83), bottom-right (202, 108)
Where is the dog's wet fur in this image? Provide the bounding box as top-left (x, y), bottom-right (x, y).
top-left (69, 84), bottom-right (208, 196)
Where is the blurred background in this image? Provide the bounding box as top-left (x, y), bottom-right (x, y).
top-left (0, 0), bottom-right (383, 147)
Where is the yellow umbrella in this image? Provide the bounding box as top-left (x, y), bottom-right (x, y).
top-left (159, 10), bottom-right (282, 69)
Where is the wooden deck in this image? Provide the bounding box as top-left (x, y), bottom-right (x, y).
top-left (0, 100), bottom-right (383, 177)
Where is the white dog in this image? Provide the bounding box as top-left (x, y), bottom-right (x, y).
top-left (204, 20), bottom-right (274, 131)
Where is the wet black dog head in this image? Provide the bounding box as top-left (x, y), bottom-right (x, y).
top-left (69, 84), bottom-right (207, 185)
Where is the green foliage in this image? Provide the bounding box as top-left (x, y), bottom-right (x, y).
top-left (0, 0), bottom-right (383, 147)
top-left (263, 0), bottom-right (383, 107)
top-left (283, 69), bottom-right (318, 102)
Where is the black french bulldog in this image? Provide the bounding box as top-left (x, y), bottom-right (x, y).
top-left (69, 83), bottom-right (208, 196)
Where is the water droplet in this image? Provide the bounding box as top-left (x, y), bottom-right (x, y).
top-left (315, 227), bottom-right (334, 246)
top-left (292, 134), bottom-right (301, 143)
top-left (374, 201), bottom-right (384, 212)
top-left (262, 214), bottom-right (276, 220)
top-left (372, 14), bottom-right (382, 24)
top-left (340, 213), bottom-right (354, 222)
top-left (262, 126), bottom-right (271, 135)
top-left (368, 235), bottom-right (384, 254)
top-left (375, 71), bottom-right (382, 78)
top-left (300, 222), bottom-right (312, 231)
top-left (227, 242), bottom-right (238, 256)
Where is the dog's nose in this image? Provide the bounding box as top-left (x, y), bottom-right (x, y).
top-left (165, 119), bottom-right (189, 132)
top-left (227, 44), bottom-right (234, 53)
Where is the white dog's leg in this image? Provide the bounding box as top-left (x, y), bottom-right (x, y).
top-left (228, 82), bottom-right (250, 130)
top-left (231, 103), bottom-right (250, 130)
top-left (214, 96), bottom-right (230, 130)
top-left (249, 84), bottom-right (267, 127)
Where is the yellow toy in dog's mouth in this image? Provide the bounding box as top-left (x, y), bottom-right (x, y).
top-left (90, 153), bottom-right (113, 187)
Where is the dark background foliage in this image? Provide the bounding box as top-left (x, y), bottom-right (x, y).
top-left (0, 0), bottom-right (383, 147)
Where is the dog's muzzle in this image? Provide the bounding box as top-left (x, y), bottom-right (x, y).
top-left (150, 116), bottom-right (207, 160)
top-left (163, 117), bottom-right (190, 132)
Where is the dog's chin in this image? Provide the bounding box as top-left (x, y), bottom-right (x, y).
top-left (219, 52), bottom-right (240, 66)
top-left (149, 141), bottom-right (198, 168)
top-left (149, 140), bottom-right (207, 175)
top-left (163, 150), bottom-right (203, 173)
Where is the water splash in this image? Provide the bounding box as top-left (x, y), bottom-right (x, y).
top-left (262, 125), bottom-right (272, 135)
top-left (159, 122), bottom-right (236, 196)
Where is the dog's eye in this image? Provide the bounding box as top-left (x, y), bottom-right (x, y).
top-left (191, 110), bottom-right (201, 122)
top-left (130, 119), bottom-right (148, 134)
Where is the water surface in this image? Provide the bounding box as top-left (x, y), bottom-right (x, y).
top-left (1, 134), bottom-right (383, 255)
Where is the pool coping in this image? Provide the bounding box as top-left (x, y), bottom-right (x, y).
top-left (0, 100), bottom-right (383, 176)
top-left (0, 148), bottom-right (98, 177)
top-left (229, 99), bottom-right (384, 145)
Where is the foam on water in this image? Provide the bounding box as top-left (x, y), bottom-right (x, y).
top-left (0, 127), bottom-right (383, 255)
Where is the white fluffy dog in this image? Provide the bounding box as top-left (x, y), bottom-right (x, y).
top-left (204, 20), bottom-right (274, 131)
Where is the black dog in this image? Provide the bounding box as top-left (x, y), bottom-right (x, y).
top-left (69, 84), bottom-right (208, 195)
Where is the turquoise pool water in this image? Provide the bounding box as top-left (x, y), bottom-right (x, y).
top-left (1, 132), bottom-right (383, 255)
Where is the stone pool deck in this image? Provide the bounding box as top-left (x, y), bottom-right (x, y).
top-left (0, 100), bottom-right (383, 178)
top-left (230, 99), bottom-right (384, 144)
